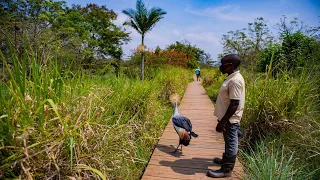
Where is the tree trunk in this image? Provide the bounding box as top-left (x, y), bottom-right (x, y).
top-left (141, 34), bottom-right (145, 81)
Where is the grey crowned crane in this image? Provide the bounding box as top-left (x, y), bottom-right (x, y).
top-left (171, 99), bottom-right (198, 153)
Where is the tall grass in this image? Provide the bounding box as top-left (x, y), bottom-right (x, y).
top-left (0, 39), bottom-right (191, 179)
top-left (240, 141), bottom-right (305, 180)
top-left (242, 66), bottom-right (320, 179)
top-left (242, 68), bottom-right (319, 137)
top-left (201, 68), bottom-right (225, 102)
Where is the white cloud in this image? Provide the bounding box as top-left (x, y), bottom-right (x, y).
top-left (172, 29), bottom-right (182, 37)
top-left (186, 32), bottom-right (219, 44)
top-left (118, 10), bottom-right (224, 60)
top-left (120, 21), bottom-right (223, 60)
top-left (186, 25), bottom-right (203, 32)
top-left (185, 5), bottom-right (262, 22)
top-left (183, 31), bottom-right (222, 61)
top-left (121, 24), bottom-right (173, 57)
top-left (114, 11), bottom-right (127, 26)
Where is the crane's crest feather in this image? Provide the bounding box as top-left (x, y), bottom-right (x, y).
top-left (170, 93), bottom-right (180, 104)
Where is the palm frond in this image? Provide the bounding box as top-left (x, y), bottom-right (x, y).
top-left (136, 0), bottom-right (147, 16)
top-left (122, 0), bottom-right (166, 35)
top-left (148, 7), bottom-right (167, 17)
top-left (123, 8), bottom-right (143, 34)
top-left (124, 19), bottom-right (142, 34)
top-left (122, 8), bottom-right (136, 20)
top-left (145, 7), bottom-right (167, 33)
top-left (135, 0), bottom-right (148, 34)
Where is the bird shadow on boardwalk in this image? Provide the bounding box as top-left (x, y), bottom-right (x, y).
top-left (159, 157), bottom-right (219, 175)
top-left (156, 144), bottom-right (184, 158)
top-left (156, 144), bottom-right (220, 175)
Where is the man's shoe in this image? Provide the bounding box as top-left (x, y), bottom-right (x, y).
top-left (213, 153), bottom-right (225, 165)
top-left (207, 169), bottom-right (232, 178)
top-left (208, 154), bottom-right (236, 178)
top-left (213, 157), bottom-right (222, 165)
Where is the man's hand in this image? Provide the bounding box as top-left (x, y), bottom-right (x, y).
top-left (216, 100), bottom-right (239, 133)
top-left (216, 121), bottom-right (225, 132)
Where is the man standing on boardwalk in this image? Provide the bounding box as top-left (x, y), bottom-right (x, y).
top-left (195, 67), bottom-right (201, 81)
top-left (207, 54), bottom-right (245, 178)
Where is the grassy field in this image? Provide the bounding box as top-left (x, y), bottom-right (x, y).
top-left (1, 41), bottom-right (319, 179)
top-left (0, 46), bottom-right (192, 179)
top-left (202, 67), bottom-right (320, 179)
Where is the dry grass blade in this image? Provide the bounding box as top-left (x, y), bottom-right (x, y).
top-left (76, 166), bottom-right (107, 180)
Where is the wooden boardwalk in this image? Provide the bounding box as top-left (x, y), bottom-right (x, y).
top-left (141, 77), bottom-right (243, 180)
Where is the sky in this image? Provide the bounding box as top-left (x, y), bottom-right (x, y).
top-left (65, 0), bottom-right (320, 61)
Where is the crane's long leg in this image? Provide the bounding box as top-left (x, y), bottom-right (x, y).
top-left (171, 143), bottom-right (181, 153)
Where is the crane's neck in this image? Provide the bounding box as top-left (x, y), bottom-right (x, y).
top-left (173, 100), bottom-right (180, 117)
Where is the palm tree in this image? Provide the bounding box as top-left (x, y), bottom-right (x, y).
top-left (123, 0), bottom-right (166, 81)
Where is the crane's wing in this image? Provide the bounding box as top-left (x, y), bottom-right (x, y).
top-left (172, 115), bottom-right (192, 132)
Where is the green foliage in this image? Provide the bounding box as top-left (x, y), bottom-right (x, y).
top-left (187, 58), bottom-right (198, 69)
top-left (129, 40), bottom-right (213, 69)
top-left (275, 121), bottom-right (320, 179)
top-left (220, 17), bottom-right (273, 68)
top-left (167, 40), bottom-right (211, 64)
top-left (144, 51), bottom-right (167, 67)
top-left (242, 69), bottom-right (319, 138)
top-left (122, 66), bottom-right (140, 79)
top-left (81, 4), bottom-right (130, 58)
top-left (207, 15), bottom-right (320, 180)
top-left (258, 32), bottom-right (320, 73)
top-left (155, 46), bottom-right (161, 54)
top-left (201, 68), bottom-right (225, 102)
top-left (0, 42), bottom-right (191, 179)
top-left (240, 142), bottom-right (305, 180)
top-left (258, 43), bottom-right (282, 72)
top-left (0, 0), bottom-right (130, 64)
top-left (203, 67), bottom-right (320, 178)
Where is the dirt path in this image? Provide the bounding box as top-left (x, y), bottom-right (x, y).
top-left (141, 76), bottom-right (243, 179)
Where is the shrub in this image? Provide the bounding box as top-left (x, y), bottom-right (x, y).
top-left (258, 32), bottom-right (320, 73)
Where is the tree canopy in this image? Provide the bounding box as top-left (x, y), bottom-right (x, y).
top-left (220, 16), bottom-right (320, 73)
top-left (0, 0), bottom-right (130, 63)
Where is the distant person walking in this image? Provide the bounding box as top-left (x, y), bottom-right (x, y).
top-left (195, 67), bottom-right (201, 81)
top-left (207, 54), bottom-right (245, 178)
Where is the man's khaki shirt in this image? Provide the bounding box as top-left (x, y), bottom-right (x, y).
top-left (214, 71), bottom-right (245, 124)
